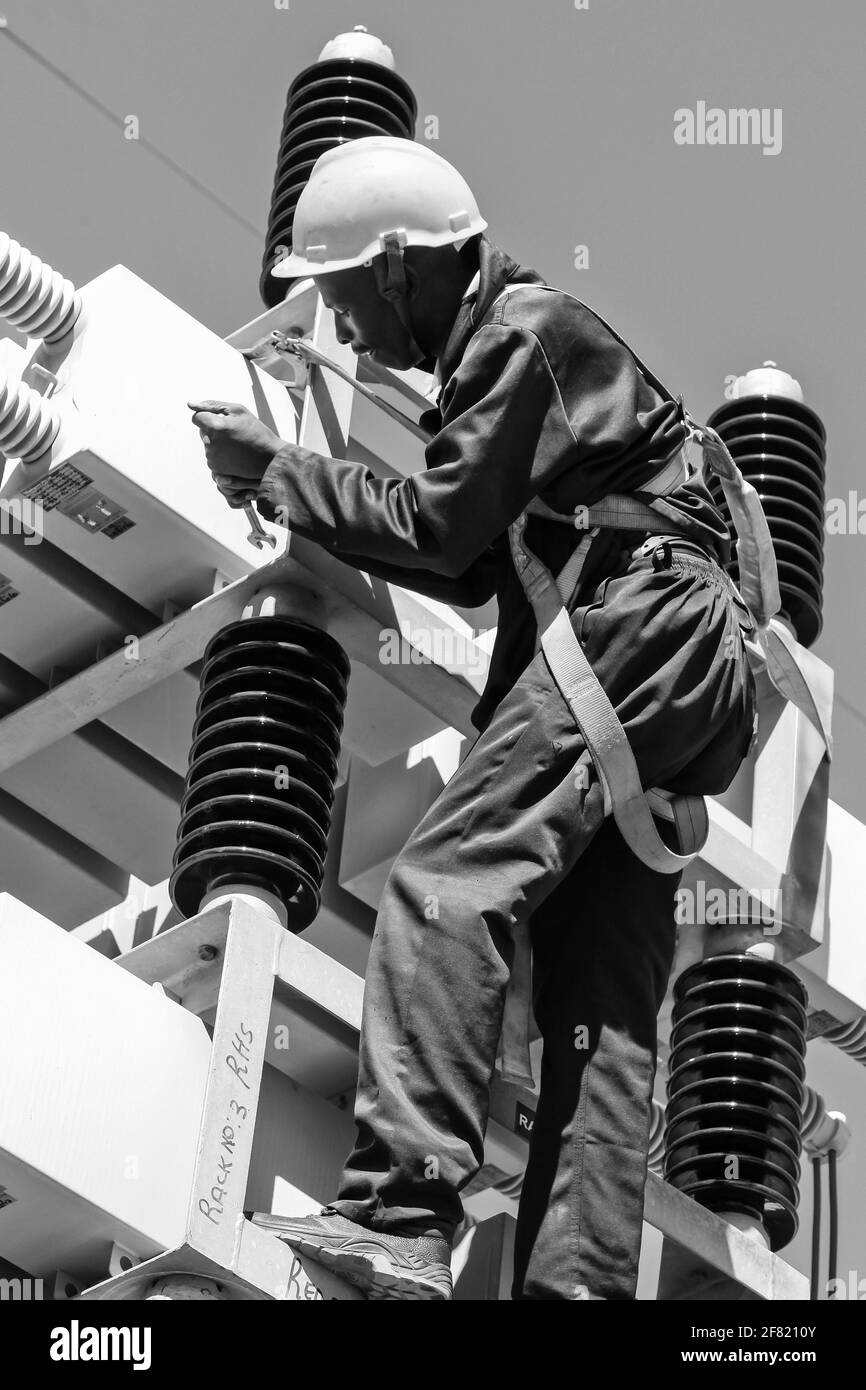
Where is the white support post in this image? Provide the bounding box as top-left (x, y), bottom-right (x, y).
top-left (182, 900), bottom-right (280, 1270)
top-left (77, 898), bottom-right (363, 1300)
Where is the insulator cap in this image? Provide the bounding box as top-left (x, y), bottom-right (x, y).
top-left (730, 361), bottom-right (804, 403)
top-left (317, 25), bottom-right (397, 69)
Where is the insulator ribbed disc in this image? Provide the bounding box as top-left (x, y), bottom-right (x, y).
top-left (709, 396), bottom-right (826, 444)
top-left (710, 431), bottom-right (826, 477)
top-left (284, 74), bottom-right (416, 128)
top-left (663, 954), bottom-right (808, 1250)
top-left (290, 58), bottom-right (418, 112)
top-left (171, 617), bottom-right (349, 930)
top-left (707, 396), bottom-right (827, 648)
top-left (282, 100), bottom-right (407, 142)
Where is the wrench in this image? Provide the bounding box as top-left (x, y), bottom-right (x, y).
top-left (190, 402), bottom-right (277, 550)
top-left (243, 500), bottom-right (277, 550)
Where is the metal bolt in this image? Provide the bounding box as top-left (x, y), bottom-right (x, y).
top-left (198, 944), bottom-right (218, 962)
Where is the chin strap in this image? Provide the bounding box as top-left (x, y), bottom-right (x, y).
top-left (372, 232), bottom-right (427, 366)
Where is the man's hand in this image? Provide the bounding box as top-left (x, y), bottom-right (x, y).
top-left (188, 400), bottom-right (286, 508)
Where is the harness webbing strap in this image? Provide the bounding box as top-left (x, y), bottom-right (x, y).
top-left (539, 602), bottom-right (711, 869)
top-left (754, 619), bottom-right (834, 757)
top-left (554, 527), bottom-right (600, 611)
top-left (684, 414), bottom-right (780, 628)
top-left (508, 453), bottom-right (708, 877)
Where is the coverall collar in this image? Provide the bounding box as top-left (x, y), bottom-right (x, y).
top-left (433, 234), bottom-right (545, 388)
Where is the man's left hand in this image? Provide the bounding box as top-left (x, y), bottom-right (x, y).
top-left (188, 400), bottom-right (286, 507)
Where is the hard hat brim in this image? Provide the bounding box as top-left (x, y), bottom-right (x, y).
top-left (270, 218), bottom-right (488, 280)
top-left (270, 250), bottom-right (370, 279)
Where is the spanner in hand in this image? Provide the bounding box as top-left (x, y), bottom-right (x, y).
top-left (243, 500), bottom-right (277, 550)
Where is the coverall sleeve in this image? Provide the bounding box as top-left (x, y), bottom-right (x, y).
top-left (254, 322), bottom-right (576, 580)
top-left (325, 541), bottom-right (504, 608)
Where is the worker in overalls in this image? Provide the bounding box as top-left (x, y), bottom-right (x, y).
top-left (189, 137), bottom-right (758, 1300)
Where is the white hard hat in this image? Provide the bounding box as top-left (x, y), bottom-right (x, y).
top-left (271, 136), bottom-right (487, 279)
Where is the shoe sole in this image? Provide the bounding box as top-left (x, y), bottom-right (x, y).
top-left (254, 1219), bottom-right (452, 1301)
top-left (290, 1237), bottom-right (452, 1301)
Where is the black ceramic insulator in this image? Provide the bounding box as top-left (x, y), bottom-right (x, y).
top-left (706, 396), bottom-right (827, 647)
top-left (260, 56), bottom-right (418, 307)
top-left (663, 953), bottom-right (808, 1252)
top-left (171, 616), bottom-right (350, 930)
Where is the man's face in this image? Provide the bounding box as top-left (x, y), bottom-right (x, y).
top-left (314, 265), bottom-right (419, 371)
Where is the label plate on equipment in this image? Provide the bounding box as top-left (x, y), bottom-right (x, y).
top-left (20, 463), bottom-right (135, 537)
top-left (20, 462), bottom-right (92, 512)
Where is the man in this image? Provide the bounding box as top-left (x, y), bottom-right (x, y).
top-left (189, 137), bottom-right (756, 1300)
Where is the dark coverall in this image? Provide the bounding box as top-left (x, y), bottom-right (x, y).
top-left (256, 234), bottom-right (757, 1299)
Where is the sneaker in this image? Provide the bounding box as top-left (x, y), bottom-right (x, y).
top-left (250, 1206), bottom-right (453, 1301)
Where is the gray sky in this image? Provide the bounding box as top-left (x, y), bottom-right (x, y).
top-left (1, 0), bottom-right (865, 1291)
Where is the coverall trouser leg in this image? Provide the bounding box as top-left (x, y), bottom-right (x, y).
top-left (327, 549), bottom-right (756, 1299)
top-left (512, 815), bottom-right (679, 1299)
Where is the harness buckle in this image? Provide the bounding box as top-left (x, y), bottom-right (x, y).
top-left (652, 540), bottom-right (673, 571)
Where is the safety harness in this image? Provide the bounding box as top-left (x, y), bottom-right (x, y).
top-left (487, 283), bottom-right (833, 1084)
